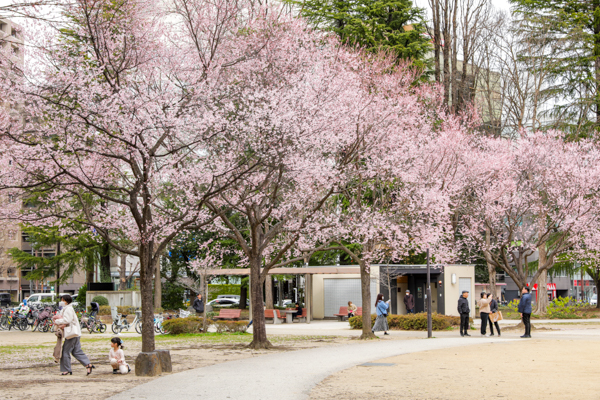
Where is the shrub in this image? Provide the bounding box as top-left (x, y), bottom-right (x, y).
top-left (349, 313), bottom-right (460, 331)
top-left (91, 295), bottom-right (109, 306)
top-left (214, 320), bottom-right (248, 333)
top-left (77, 285), bottom-right (87, 306)
top-left (162, 316), bottom-right (213, 334)
top-left (546, 296), bottom-right (586, 319)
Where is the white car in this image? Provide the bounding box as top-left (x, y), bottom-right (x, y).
top-left (591, 294), bottom-right (597, 306)
top-left (27, 293), bottom-right (79, 308)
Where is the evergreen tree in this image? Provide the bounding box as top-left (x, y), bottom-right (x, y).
top-left (287, 0), bottom-right (431, 71)
top-left (510, 0), bottom-right (600, 136)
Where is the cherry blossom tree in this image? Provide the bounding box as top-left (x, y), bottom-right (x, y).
top-left (0, 0), bottom-right (283, 352)
top-left (458, 133), bottom-right (600, 313)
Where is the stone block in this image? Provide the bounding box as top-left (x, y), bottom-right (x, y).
top-left (155, 349), bottom-right (172, 373)
top-left (135, 352), bottom-right (162, 377)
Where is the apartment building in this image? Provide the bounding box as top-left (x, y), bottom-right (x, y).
top-left (0, 18), bottom-right (86, 302)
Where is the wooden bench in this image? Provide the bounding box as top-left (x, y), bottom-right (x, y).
top-left (334, 306), bottom-right (362, 321)
top-left (213, 309), bottom-right (241, 320)
top-left (264, 309), bottom-right (284, 324)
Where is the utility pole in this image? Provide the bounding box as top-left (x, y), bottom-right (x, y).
top-left (426, 248), bottom-right (432, 338)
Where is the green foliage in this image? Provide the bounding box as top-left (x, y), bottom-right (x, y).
top-left (288, 0), bottom-right (432, 72)
top-left (507, 299), bottom-right (520, 312)
top-left (77, 285), bottom-right (87, 306)
top-left (546, 296), bottom-right (587, 319)
top-left (8, 222), bottom-right (109, 287)
top-left (163, 316), bottom-right (212, 335)
top-left (91, 295), bottom-right (109, 306)
top-left (510, 0), bottom-right (600, 136)
top-left (348, 313), bottom-right (460, 330)
top-left (214, 320), bottom-right (248, 333)
top-left (208, 284), bottom-right (241, 301)
top-left (161, 281), bottom-right (185, 310)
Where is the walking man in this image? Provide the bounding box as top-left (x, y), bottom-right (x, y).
top-left (518, 286), bottom-right (532, 338)
top-left (193, 293), bottom-right (204, 316)
top-left (404, 290), bottom-right (415, 314)
top-left (457, 290), bottom-right (470, 337)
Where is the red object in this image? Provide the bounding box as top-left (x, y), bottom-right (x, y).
top-left (532, 283), bottom-right (557, 301)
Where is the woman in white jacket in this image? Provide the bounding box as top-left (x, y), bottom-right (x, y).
top-left (54, 294), bottom-right (95, 376)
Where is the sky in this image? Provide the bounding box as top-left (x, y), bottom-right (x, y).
top-left (414, 0), bottom-right (512, 16)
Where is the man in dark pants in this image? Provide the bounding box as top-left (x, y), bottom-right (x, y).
top-left (457, 290), bottom-right (470, 337)
top-left (404, 290), bottom-right (415, 314)
top-left (518, 286), bottom-right (532, 338)
top-left (193, 293), bottom-right (204, 316)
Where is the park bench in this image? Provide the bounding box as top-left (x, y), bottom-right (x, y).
top-left (264, 309), bottom-right (285, 324)
top-left (292, 308), bottom-right (308, 323)
top-left (213, 309), bottom-right (241, 320)
top-left (334, 306), bottom-right (362, 321)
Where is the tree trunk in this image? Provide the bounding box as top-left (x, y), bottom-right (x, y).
top-left (100, 242), bottom-right (111, 283)
top-left (119, 253), bottom-right (128, 291)
top-left (264, 275), bottom-right (274, 309)
top-left (154, 256), bottom-right (161, 309)
top-left (485, 228), bottom-right (496, 299)
top-left (534, 241), bottom-right (549, 315)
top-left (359, 261), bottom-right (375, 339)
top-left (249, 257), bottom-right (271, 349)
top-left (139, 243), bottom-right (156, 353)
top-left (240, 277), bottom-right (248, 310)
top-left (56, 241), bottom-right (61, 300)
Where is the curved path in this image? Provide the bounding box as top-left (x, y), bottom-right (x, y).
top-left (109, 336), bottom-right (510, 400)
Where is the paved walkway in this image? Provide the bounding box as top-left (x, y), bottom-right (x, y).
top-left (108, 336), bottom-right (511, 400)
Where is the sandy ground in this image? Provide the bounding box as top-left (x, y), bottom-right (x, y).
top-left (0, 330), bottom-right (352, 400)
top-left (310, 334), bottom-right (600, 400)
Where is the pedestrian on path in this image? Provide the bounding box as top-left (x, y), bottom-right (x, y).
top-left (457, 291), bottom-right (470, 337)
top-left (372, 294), bottom-right (390, 336)
top-left (109, 337), bottom-right (131, 374)
top-left (53, 294), bottom-right (95, 376)
top-left (518, 287), bottom-right (532, 338)
top-left (193, 294), bottom-right (204, 315)
top-left (403, 290), bottom-right (415, 314)
top-left (347, 301), bottom-right (357, 319)
top-left (477, 292), bottom-right (493, 336)
top-left (488, 293), bottom-right (501, 336)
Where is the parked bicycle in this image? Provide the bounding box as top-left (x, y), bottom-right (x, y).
top-left (80, 312), bottom-right (107, 334)
top-left (111, 307), bottom-right (142, 334)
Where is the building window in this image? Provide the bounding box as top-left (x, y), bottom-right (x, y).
top-left (0, 23), bottom-right (5, 33)
top-left (11, 28), bottom-right (16, 38)
top-left (7, 229), bottom-right (16, 240)
top-left (8, 193), bottom-right (15, 203)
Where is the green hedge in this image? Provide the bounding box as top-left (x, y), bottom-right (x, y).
top-left (163, 316), bottom-right (212, 334)
top-left (207, 284), bottom-right (241, 301)
top-left (349, 313), bottom-right (461, 331)
top-left (91, 295), bottom-right (109, 306)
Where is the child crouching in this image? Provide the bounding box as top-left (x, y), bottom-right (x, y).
top-left (109, 337), bottom-right (130, 374)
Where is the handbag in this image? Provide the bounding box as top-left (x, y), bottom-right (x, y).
top-left (490, 311), bottom-right (503, 322)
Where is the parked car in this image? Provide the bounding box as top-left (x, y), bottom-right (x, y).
top-left (590, 294), bottom-right (597, 306)
top-left (208, 298), bottom-right (239, 308)
top-left (0, 293), bottom-right (11, 307)
top-left (217, 294), bottom-right (240, 301)
top-left (27, 293), bottom-right (79, 308)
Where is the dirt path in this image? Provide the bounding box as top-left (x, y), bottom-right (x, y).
top-left (310, 336), bottom-right (600, 400)
top-left (0, 332), bottom-right (350, 400)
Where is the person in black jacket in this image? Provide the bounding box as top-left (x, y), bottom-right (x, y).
top-left (192, 294), bottom-right (204, 315)
top-left (457, 291), bottom-right (471, 337)
top-left (488, 293), bottom-right (501, 336)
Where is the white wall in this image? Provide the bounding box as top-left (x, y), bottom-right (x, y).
top-left (87, 291), bottom-right (141, 308)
